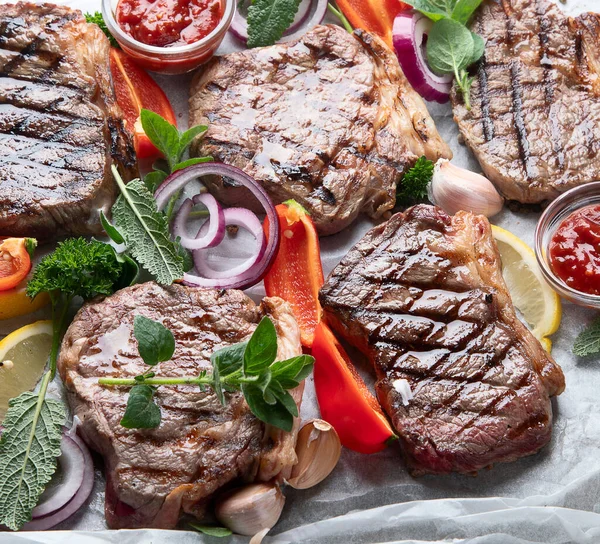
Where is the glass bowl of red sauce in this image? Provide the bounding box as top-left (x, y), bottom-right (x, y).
top-left (535, 182), bottom-right (600, 307)
top-left (101, 0), bottom-right (235, 74)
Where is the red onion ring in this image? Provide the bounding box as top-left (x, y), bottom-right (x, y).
top-left (173, 193), bottom-right (225, 250)
top-left (278, 0), bottom-right (329, 43)
top-left (23, 432), bottom-right (94, 531)
top-left (230, 0), bottom-right (313, 43)
top-left (393, 12), bottom-right (452, 104)
top-left (155, 164), bottom-right (280, 290)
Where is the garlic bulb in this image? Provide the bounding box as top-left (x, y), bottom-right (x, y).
top-left (429, 160), bottom-right (504, 217)
top-left (215, 483), bottom-right (285, 536)
top-left (287, 419), bottom-right (341, 490)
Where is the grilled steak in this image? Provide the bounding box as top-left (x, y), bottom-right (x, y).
top-left (452, 0), bottom-right (600, 203)
top-left (320, 205), bottom-right (565, 475)
top-left (189, 25), bottom-right (452, 236)
top-left (0, 2), bottom-right (136, 239)
top-left (58, 283), bottom-right (303, 529)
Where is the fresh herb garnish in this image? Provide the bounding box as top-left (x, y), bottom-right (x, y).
top-left (397, 156), bottom-right (434, 205)
top-left (573, 316), bottom-right (600, 357)
top-left (85, 12), bottom-right (118, 48)
top-left (99, 315), bottom-right (314, 432)
top-left (402, 0), bottom-right (485, 108)
top-left (247, 0), bottom-right (302, 48)
top-left (189, 523), bottom-right (233, 537)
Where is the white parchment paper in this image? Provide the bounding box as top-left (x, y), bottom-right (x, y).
top-left (5, 0), bottom-right (600, 541)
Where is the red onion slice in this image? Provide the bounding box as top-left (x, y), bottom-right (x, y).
top-left (230, 0), bottom-right (313, 43)
top-left (393, 12), bottom-right (452, 104)
top-left (278, 0), bottom-right (328, 43)
top-left (23, 433), bottom-right (94, 531)
top-left (173, 193), bottom-right (225, 250)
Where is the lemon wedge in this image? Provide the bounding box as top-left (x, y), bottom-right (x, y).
top-left (0, 320), bottom-right (53, 418)
top-left (491, 225), bottom-right (561, 352)
top-left (0, 279), bottom-right (50, 321)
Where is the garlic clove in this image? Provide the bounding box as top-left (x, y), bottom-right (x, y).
top-left (429, 159), bottom-right (504, 218)
top-left (215, 482), bottom-right (285, 536)
top-left (287, 419), bottom-right (341, 490)
top-left (250, 528), bottom-right (270, 544)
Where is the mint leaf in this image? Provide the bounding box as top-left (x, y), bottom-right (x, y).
top-left (111, 169), bottom-right (184, 285)
top-left (426, 19), bottom-right (475, 76)
top-left (247, 0), bottom-right (302, 48)
top-left (100, 210), bottom-right (125, 245)
top-left (143, 170), bottom-right (168, 193)
top-left (573, 317), bottom-right (600, 357)
top-left (177, 125), bottom-right (208, 162)
top-left (0, 390), bottom-right (66, 530)
top-left (134, 315), bottom-right (175, 366)
top-left (140, 109), bottom-right (180, 169)
top-left (469, 31), bottom-right (485, 65)
top-left (451, 0), bottom-right (483, 24)
top-left (172, 156), bottom-right (213, 173)
top-left (244, 317), bottom-right (278, 375)
top-left (120, 385), bottom-right (161, 428)
top-left (189, 524), bottom-right (232, 537)
top-left (402, 0), bottom-right (456, 21)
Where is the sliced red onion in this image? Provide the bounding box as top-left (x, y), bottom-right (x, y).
top-left (155, 164), bottom-right (280, 290)
top-left (393, 12), bottom-right (452, 104)
top-left (193, 208), bottom-right (267, 281)
top-left (23, 432), bottom-right (94, 531)
top-left (230, 0), bottom-right (313, 43)
top-left (173, 193), bottom-right (225, 250)
top-left (278, 0), bottom-right (328, 43)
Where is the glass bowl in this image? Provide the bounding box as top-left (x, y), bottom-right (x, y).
top-left (535, 182), bottom-right (600, 308)
top-left (101, 0), bottom-right (235, 74)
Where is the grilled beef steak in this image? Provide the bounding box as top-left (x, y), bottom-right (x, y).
top-left (189, 25), bottom-right (452, 236)
top-left (452, 0), bottom-right (600, 203)
top-left (320, 205), bottom-right (565, 475)
top-left (0, 2), bottom-right (136, 239)
top-left (58, 283), bottom-right (303, 529)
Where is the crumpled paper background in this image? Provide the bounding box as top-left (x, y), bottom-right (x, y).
top-left (5, 0), bottom-right (600, 541)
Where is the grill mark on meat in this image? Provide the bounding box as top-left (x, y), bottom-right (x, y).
top-left (509, 63), bottom-right (535, 179)
top-left (476, 18), bottom-right (494, 142)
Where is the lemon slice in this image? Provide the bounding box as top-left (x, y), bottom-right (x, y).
top-left (0, 320), bottom-right (53, 418)
top-left (0, 279), bottom-right (50, 321)
top-left (491, 225), bottom-right (561, 352)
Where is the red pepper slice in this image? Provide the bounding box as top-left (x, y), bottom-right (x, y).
top-left (0, 238), bottom-right (33, 292)
top-left (109, 48), bottom-right (178, 160)
top-left (313, 322), bottom-right (396, 454)
top-left (336, 0), bottom-right (410, 47)
top-left (264, 200), bottom-right (324, 348)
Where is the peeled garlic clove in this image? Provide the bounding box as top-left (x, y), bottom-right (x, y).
top-left (287, 419), bottom-right (341, 490)
top-left (215, 482), bottom-right (285, 536)
top-left (429, 159), bottom-right (504, 218)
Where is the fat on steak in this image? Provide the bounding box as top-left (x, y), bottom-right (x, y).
top-left (452, 0), bottom-right (600, 204)
top-left (319, 205), bottom-right (565, 475)
top-left (0, 2), bottom-right (136, 239)
top-left (189, 24), bottom-right (452, 236)
top-left (58, 283), bottom-right (303, 529)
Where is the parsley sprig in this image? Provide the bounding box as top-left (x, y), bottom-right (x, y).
top-left (85, 12), bottom-right (118, 48)
top-left (397, 156), bottom-right (434, 205)
top-left (99, 316), bottom-right (314, 432)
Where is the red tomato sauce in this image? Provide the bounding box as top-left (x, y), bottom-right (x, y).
top-left (116, 0), bottom-right (222, 47)
top-left (549, 204), bottom-right (600, 295)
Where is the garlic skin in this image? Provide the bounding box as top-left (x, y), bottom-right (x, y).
top-left (429, 160), bottom-right (504, 218)
top-left (250, 528), bottom-right (270, 544)
top-left (287, 419), bottom-right (341, 490)
top-left (215, 483), bottom-right (285, 536)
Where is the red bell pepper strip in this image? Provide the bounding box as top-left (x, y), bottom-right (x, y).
top-left (313, 322), bottom-right (397, 454)
top-left (109, 48), bottom-right (177, 160)
top-left (0, 238), bottom-right (34, 292)
top-left (335, 0), bottom-right (410, 47)
top-left (264, 200), bottom-right (324, 348)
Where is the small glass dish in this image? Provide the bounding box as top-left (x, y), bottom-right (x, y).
top-left (535, 181), bottom-right (600, 308)
top-left (101, 0), bottom-right (235, 74)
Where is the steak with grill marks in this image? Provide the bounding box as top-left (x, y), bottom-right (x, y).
top-left (58, 282), bottom-right (303, 529)
top-left (452, 0), bottom-right (600, 203)
top-left (319, 205), bottom-right (565, 475)
top-left (0, 2), bottom-right (136, 239)
top-left (189, 24), bottom-right (452, 236)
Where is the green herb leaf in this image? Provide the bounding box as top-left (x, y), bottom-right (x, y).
top-left (469, 31), bottom-right (485, 65)
top-left (396, 156), bottom-right (434, 205)
top-left (134, 315), bottom-right (175, 366)
top-left (100, 210), bottom-right (125, 245)
top-left (211, 342), bottom-right (247, 404)
top-left (426, 18), bottom-right (475, 76)
top-left (241, 383), bottom-right (294, 432)
top-left (140, 109), bottom-right (181, 170)
top-left (244, 317), bottom-right (278, 375)
top-left (113, 252), bottom-right (140, 289)
top-left (270, 355), bottom-right (314, 382)
top-left (175, 239), bottom-right (194, 272)
top-left (401, 0), bottom-right (455, 21)
top-left (247, 0), bottom-right (302, 48)
top-left (0, 389), bottom-right (66, 530)
top-left (269, 382), bottom-right (299, 417)
top-left (451, 0), bottom-right (484, 24)
top-left (172, 156), bottom-right (213, 173)
top-left (24, 238), bottom-right (37, 259)
top-left (120, 384), bottom-right (161, 429)
top-left (111, 170), bottom-right (184, 285)
top-left (143, 170), bottom-right (168, 193)
top-left (85, 12), bottom-right (118, 47)
top-left (573, 317), bottom-right (600, 357)
top-left (189, 523), bottom-right (233, 537)
top-left (177, 125), bottom-right (208, 162)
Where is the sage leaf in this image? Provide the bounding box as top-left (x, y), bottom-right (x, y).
top-left (0, 390), bottom-right (66, 531)
top-left (100, 210), bottom-right (125, 244)
top-left (247, 0), bottom-right (302, 48)
top-left (244, 317), bottom-right (278, 375)
top-left (426, 18), bottom-right (475, 76)
top-left (111, 168), bottom-right (184, 285)
top-left (134, 315), bottom-right (175, 366)
top-left (120, 384), bottom-right (161, 429)
top-left (573, 316), bottom-right (600, 357)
